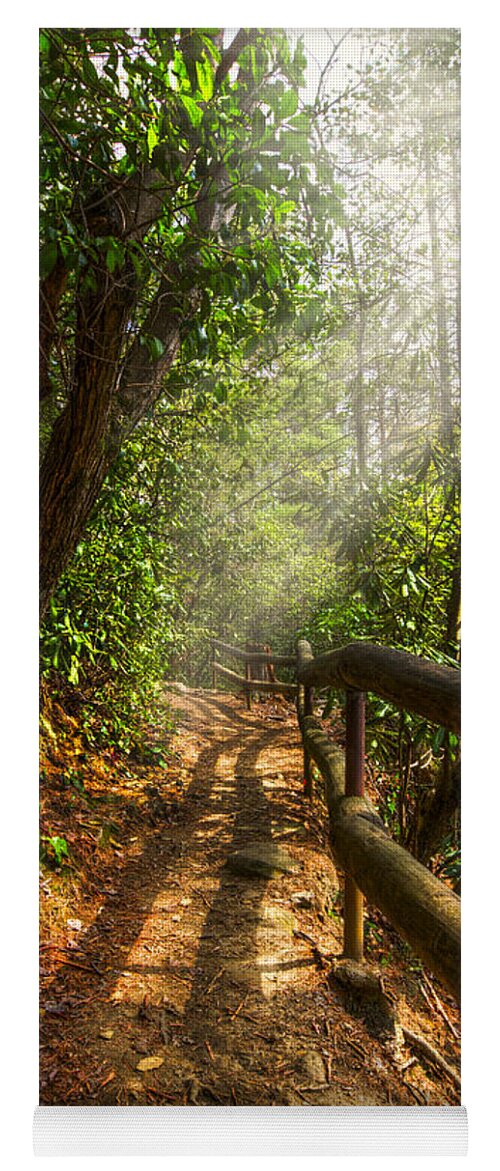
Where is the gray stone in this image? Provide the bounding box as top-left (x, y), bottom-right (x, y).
top-left (291, 889), bottom-right (316, 909)
top-left (295, 1049), bottom-right (327, 1085)
top-left (225, 842), bottom-right (299, 879)
top-left (258, 905), bottom-right (298, 934)
top-left (330, 958), bottom-right (384, 1000)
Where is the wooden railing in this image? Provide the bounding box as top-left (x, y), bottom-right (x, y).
top-left (210, 638), bottom-right (297, 710)
top-left (297, 640), bottom-right (460, 731)
top-left (296, 639), bottom-right (461, 1001)
top-left (209, 634), bottom-right (461, 1001)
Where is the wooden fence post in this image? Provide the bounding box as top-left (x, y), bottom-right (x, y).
top-left (245, 641), bottom-right (270, 707)
top-left (303, 684), bottom-right (314, 798)
top-left (343, 688), bottom-right (366, 961)
top-left (296, 640), bottom-right (461, 996)
top-left (296, 641), bottom-right (315, 799)
top-left (245, 658), bottom-right (252, 710)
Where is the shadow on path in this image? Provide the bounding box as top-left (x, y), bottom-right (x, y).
top-left (40, 690), bottom-right (432, 1109)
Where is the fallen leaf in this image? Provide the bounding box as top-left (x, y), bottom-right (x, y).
top-left (136, 1055), bottom-right (165, 1072)
top-left (100, 1029), bottom-right (114, 1040)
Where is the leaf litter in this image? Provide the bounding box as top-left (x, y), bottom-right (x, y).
top-left (40, 687), bottom-right (460, 1105)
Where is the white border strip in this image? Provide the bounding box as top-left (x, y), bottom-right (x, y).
top-left (34, 1105), bottom-right (468, 1156)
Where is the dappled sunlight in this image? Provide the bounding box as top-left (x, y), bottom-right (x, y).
top-left (40, 686), bottom-right (460, 1106)
top-left (39, 25), bottom-right (460, 1113)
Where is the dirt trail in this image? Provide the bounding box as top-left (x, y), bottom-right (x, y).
top-left (40, 688), bottom-right (459, 1106)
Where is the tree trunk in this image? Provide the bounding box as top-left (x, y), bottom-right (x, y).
top-left (378, 385), bottom-right (387, 480)
top-left (445, 542), bottom-right (461, 657)
top-left (39, 30), bottom-right (255, 619)
top-left (423, 133), bottom-right (453, 449)
top-left (452, 144), bottom-right (461, 376)
top-left (345, 227), bottom-right (366, 480)
top-left (39, 255), bottom-right (67, 401)
top-left (39, 257), bottom-right (138, 616)
top-left (410, 758), bottom-right (460, 867)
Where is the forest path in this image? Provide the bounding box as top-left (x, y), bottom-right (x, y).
top-left (40, 688), bottom-right (456, 1106)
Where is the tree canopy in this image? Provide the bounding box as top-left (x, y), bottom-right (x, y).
top-left (40, 27), bottom-right (344, 616)
top-left (40, 25), bottom-right (460, 863)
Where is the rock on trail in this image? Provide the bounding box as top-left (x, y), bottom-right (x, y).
top-left (226, 841), bottom-right (300, 879)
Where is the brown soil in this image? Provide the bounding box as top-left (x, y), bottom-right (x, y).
top-left (40, 687), bottom-right (460, 1106)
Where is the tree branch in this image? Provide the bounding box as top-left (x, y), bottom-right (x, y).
top-left (39, 255), bottom-right (67, 400)
top-left (215, 29), bottom-right (254, 87)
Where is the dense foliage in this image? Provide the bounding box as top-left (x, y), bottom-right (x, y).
top-left (40, 28), bottom-right (460, 866)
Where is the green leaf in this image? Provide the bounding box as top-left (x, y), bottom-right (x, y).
top-left (280, 89), bottom-right (299, 119)
top-left (275, 199), bottom-right (296, 222)
top-left (196, 58), bottom-right (214, 102)
top-left (288, 111), bottom-right (311, 131)
top-left (106, 241), bottom-right (125, 273)
top-left (179, 93), bottom-right (203, 128)
top-left (82, 56), bottom-right (99, 86)
top-left (264, 257), bottom-right (282, 287)
top-left (42, 835), bottom-right (69, 865)
top-left (147, 123), bottom-right (159, 158)
top-left (432, 727), bottom-right (446, 752)
top-left (252, 108), bottom-right (267, 140)
top-left (40, 241), bottom-right (58, 279)
top-left (147, 336), bottom-right (165, 361)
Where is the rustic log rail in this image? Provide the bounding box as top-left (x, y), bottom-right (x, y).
top-left (296, 638), bottom-right (461, 1001)
top-left (211, 638), bottom-right (295, 668)
top-left (297, 640), bottom-right (460, 731)
top-left (210, 638), bottom-right (297, 709)
top-left (210, 633), bottom-right (460, 1000)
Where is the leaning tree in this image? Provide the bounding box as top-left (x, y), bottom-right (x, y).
top-left (40, 27), bottom-right (335, 617)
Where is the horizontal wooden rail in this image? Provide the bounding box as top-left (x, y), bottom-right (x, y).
top-left (296, 637), bottom-right (460, 998)
top-left (213, 660), bottom-right (297, 698)
top-left (297, 640), bottom-right (460, 731)
top-left (211, 639), bottom-right (295, 667)
top-left (299, 708), bottom-right (460, 1000)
